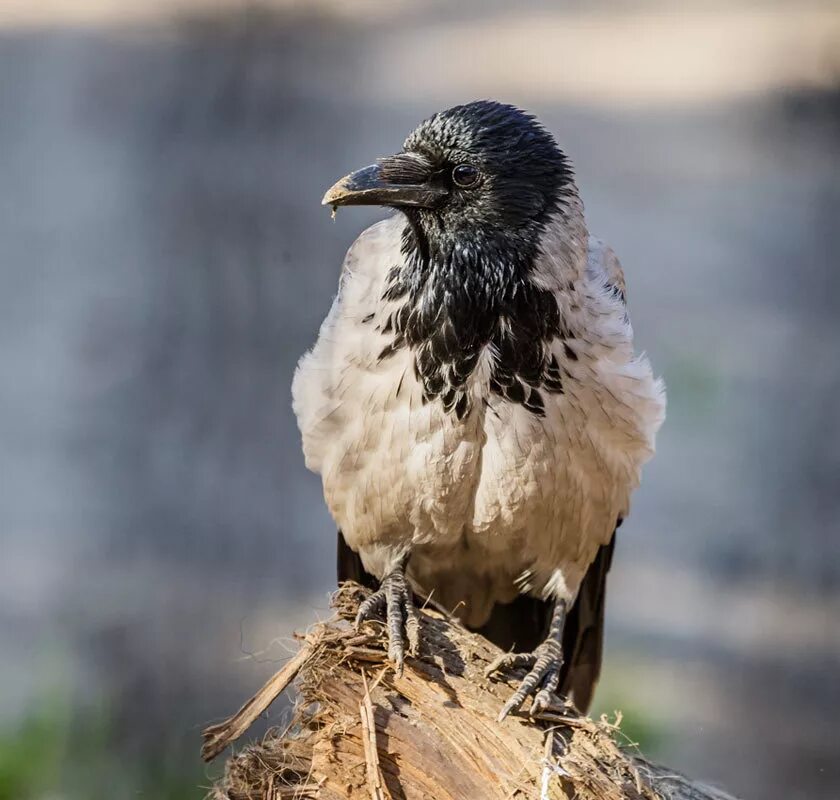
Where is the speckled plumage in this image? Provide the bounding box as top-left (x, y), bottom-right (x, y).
top-left (294, 211), bottom-right (664, 626)
top-left (293, 102), bottom-right (665, 708)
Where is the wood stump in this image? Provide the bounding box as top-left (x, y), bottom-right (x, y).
top-left (203, 585), bottom-right (738, 800)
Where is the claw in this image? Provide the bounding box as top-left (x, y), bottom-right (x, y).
top-left (355, 591), bottom-right (386, 630)
top-left (354, 558), bottom-right (422, 675)
top-left (487, 600), bottom-right (567, 721)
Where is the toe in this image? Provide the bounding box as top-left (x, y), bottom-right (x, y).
top-left (497, 675), bottom-right (543, 721)
top-left (384, 585), bottom-right (408, 672)
top-left (404, 601), bottom-right (421, 657)
top-left (355, 567), bottom-right (423, 675)
top-left (388, 634), bottom-right (405, 675)
top-left (531, 687), bottom-right (554, 716)
top-left (485, 651), bottom-right (536, 679)
top-left (354, 590), bottom-right (386, 629)
top-left (530, 665), bottom-right (560, 716)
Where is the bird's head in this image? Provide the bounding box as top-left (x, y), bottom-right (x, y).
top-left (323, 101), bottom-right (575, 254)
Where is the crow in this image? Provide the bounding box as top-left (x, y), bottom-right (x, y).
top-left (293, 101), bottom-right (665, 720)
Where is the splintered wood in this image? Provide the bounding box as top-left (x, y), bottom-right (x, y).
top-left (359, 671), bottom-right (388, 800)
top-left (205, 584), bottom-right (738, 800)
top-left (202, 640), bottom-right (316, 762)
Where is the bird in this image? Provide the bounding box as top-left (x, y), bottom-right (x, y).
top-left (292, 100), bottom-right (665, 720)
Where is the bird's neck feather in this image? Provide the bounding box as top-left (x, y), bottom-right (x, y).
top-left (393, 208), bottom-right (586, 332)
top-left (376, 209), bottom-right (586, 419)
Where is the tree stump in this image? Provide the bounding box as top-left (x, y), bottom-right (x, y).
top-left (203, 585), bottom-right (737, 800)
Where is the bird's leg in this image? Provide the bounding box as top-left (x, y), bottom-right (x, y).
top-left (485, 599), bottom-right (567, 721)
top-left (354, 554), bottom-right (420, 674)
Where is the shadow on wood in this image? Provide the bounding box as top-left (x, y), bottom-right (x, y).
top-left (203, 584), bottom-right (738, 800)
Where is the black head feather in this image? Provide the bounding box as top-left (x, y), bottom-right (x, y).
top-left (403, 100), bottom-right (574, 234)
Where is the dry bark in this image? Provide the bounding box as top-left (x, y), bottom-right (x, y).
top-left (204, 584), bottom-right (738, 800)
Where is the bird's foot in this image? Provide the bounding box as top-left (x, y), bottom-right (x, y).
top-left (354, 560), bottom-right (420, 675)
top-left (485, 599), bottom-right (567, 721)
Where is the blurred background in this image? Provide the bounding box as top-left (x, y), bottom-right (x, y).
top-left (1, 0), bottom-right (839, 797)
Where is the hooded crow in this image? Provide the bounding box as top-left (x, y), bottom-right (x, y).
top-left (293, 101), bottom-right (665, 719)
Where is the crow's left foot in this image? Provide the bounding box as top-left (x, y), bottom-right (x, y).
top-left (485, 599), bottom-right (567, 721)
top-left (355, 558), bottom-right (420, 674)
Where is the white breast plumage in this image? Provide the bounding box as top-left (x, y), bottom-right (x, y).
top-left (293, 211), bottom-right (665, 628)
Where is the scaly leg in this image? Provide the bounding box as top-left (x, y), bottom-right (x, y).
top-left (355, 555), bottom-right (420, 674)
top-left (485, 599), bottom-right (567, 721)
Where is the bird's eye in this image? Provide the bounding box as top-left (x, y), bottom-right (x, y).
top-left (452, 163), bottom-right (480, 188)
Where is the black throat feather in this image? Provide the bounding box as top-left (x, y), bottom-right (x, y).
top-left (377, 213), bottom-right (572, 420)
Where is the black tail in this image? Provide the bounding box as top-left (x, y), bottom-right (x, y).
top-left (336, 529), bottom-right (616, 713)
top-left (337, 530), bottom-right (378, 590)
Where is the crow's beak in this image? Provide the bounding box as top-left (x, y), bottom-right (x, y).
top-left (322, 154), bottom-right (448, 210)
